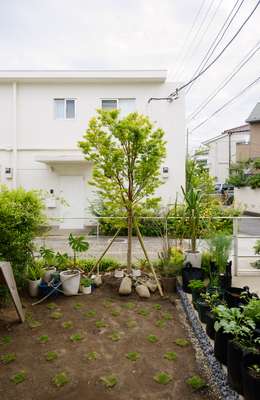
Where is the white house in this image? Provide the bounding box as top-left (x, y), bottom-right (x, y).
top-left (203, 124), bottom-right (250, 184)
top-left (0, 69), bottom-right (185, 229)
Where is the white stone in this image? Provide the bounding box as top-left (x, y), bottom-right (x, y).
top-left (136, 284), bottom-right (150, 298)
top-left (119, 276), bottom-right (132, 295)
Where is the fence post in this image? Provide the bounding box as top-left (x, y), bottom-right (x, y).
top-left (233, 217), bottom-right (238, 276)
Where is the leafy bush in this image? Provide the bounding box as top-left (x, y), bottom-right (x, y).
top-left (186, 375), bottom-right (207, 391)
top-left (0, 186), bottom-right (46, 286)
top-left (248, 174), bottom-right (260, 189)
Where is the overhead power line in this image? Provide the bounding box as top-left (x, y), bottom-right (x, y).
top-left (185, 0), bottom-right (244, 95)
top-left (187, 40), bottom-right (260, 121)
top-left (189, 76), bottom-right (260, 133)
top-left (168, 0), bottom-right (260, 97)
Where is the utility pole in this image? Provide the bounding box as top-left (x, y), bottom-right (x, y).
top-left (228, 131), bottom-right (232, 177)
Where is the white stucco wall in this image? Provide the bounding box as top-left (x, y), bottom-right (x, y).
top-left (234, 187), bottom-right (260, 214)
top-left (0, 73), bottom-right (185, 226)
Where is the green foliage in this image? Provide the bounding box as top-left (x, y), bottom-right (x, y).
top-left (153, 371), bottom-right (172, 385)
top-left (68, 234), bottom-right (89, 268)
top-left (175, 338), bottom-right (190, 347)
top-left (45, 351), bottom-right (58, 362)
top-left (147, 334), bottom-right (158, 343)
top-left (126, 319), bottom-right (137, 328)
top-left (0, 186), bottom-right (46, 285)
top-left (1, 352), bottom-right (16, 364)
top-left (80, 277), bottom-right (93, 287)
top-left (47, 302), bottom-right (57, 310)
top-left (254, 240), bottom-right (260, 255)
top-left (153, 304), bottom-right (162, 310)
top-left (243, 299), bottom-right (260, 322)
top-left (70, 333), bottom-right (84, 342)
top-left (86, 351), bottom-right (99, 361)
top-left (138, 308), bottom-right (150, 317)
top-left (50, 311), bottom-right (63, 320)
top-left (10, 370), bottom-right (26, 384)
top-left (200, 291), bottom-right (222, 310)
top-left (188, 279), bottom-right (205, 291)
top-left (248, 174), bottom-right (260, 189)
top-left (249, 364), bottom-right (260, 375)
top-left (201, 251), bottom-right (214, 276)
top-left (186, 375), bottom-right (207, 391)
top-left (155, 246), bottom-right (184, 277)
top-left (164, 351), bottom-right (177, 361)
top-left (38, 335), bottom-right (49, 344)
top-left (0, 335), bottom-right (12, 345)
top-left (39, 247), bottom-right (56, 267)
top-left (126, 351), bottom-right (140, 361)
top-left (26, 259), bottom-right (44, 280)
top-left (95, 320), bottom-right (107, 329)
top-left (111, 309), bottom-right (121, 317)
top-left (84, 310), bottom-right (97, 318)
top-left (155, 320), bottom-right (166, 328)
top-left (73, 302), bottom-right (84, 310)
top-left (62, 321), bottom-right (73, 329)
top-left (100, 374), bottom-right (118, 388)
top-left (162, 312), bottom-right (173, 321)
top-left (108, 332), bottom-right (121, 341)
top-left (52, 372), bottom-right (70, 388)
top-left (208, 233), bottom-right (232, 274)
top-left (122, 302), bottom-right (135, 310)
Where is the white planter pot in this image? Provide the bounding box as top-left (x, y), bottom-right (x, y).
top-left (28, 279), bottom-right (41, 297)
top-left (114, 269), bottom-right (124, 278)
top-left (60, 270), bottom-right (80, 296)
top-left (42, 267), bottom-right (56, 283)
top-left (184, 251), bottom-right (202, 268)
top-left (81, 285), bottom-right (92, 294)
top-left (132, 269), bottom-right (141, 277)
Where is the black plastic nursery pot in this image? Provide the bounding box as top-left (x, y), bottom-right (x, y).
top-left (182, 266), bottom-right (204, 293)
top-left (196, 300), bottom-right (210, 324)
top-left (205, 311), bottom-right (216, 340)
top-left (227, 340), bottom-right (248, 395)
top-left (214, 328), bottom-right (233, 365)
top-left (191, 289), bottom-right (204, 308)
top-left (224, 286), bottom-right (249, 308)
top-left (242, 352), bottom-right (260, 400)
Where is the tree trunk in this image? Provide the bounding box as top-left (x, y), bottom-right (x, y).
top-left (127, 208), bottom-right (133, 273)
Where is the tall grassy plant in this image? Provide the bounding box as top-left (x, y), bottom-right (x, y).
top-left (208, 233), bottom-right (232, 274)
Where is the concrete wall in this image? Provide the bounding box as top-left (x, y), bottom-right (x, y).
top-left (234, 187), bottom-right (260, 214)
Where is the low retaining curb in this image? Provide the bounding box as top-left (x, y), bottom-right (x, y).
top-left (177, 285), bottom-right (239, 400)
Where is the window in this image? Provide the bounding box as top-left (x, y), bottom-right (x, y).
top-left (54, 98), bottom-right (75, 119)
top-left (101, 98), bottom-right (136, 117)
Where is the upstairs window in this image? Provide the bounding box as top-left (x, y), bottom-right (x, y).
top-left (101, 98), bottom-right (136, 117)
top-left (54, 98), bottom-right (75, 119)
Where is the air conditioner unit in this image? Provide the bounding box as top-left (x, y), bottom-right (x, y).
top-left (4, 167), bottom-right (13, 179)
top-left (162, 166), bottom-right (169, 179)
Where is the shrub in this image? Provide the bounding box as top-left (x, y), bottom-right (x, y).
top-left (248, 174), bottom-right (260, 189)
top-left (153, 371), bottom-right (172, 385)
top-left (0, 186), bottom-right (46, 286)
top-left (186, 375), bottom-right (207, 391)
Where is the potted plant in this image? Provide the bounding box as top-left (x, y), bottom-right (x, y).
top-left (26, 259), bottom-right (44, 297)
top-left (39, 246), bottom-right (57, 283)
top-left (80, 277), bottom-right (93, 294)
top-left (201, 290), bottom-right (222, 340)
top-left (188, 279), bottom-right (205, 308)
top-left (208, 232), bottom-right (232, 289)
top-left (225, 286), bottom-right (255, 308)
top-left (213, 304), bottom-right (235, 365)
top-left (251, 240), bottom-right (260, 270)
top-left (60, 234), bottom-right (89, 296)
top-left (242, 355), bottom-right (260, 400)
top-left (157, 246), bottom-right (184, 293)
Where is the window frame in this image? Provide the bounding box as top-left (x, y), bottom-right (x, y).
top-left (54, 98), bottom-right (76, 120)
top-left (101, 98), bottom-right (136, 113)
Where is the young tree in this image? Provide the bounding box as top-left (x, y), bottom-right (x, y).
top-left (79, 110), bottom-right (166, 272)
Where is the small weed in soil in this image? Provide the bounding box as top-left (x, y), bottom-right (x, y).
top-left (175, 338), bottom-right (190, 347)
top-left (70, 333), bottom-right (84, 342)
top-left (85, 351), bottom-right (99, 361)
top-left (164, 351), bottom-right (177, 361)
top-left (10, 371), bottom-right (26, 384)
top-left (52, 372), bottom-right (70, 388)
top-left (153, 304), bottom-right (162, 310)
top-left (50, 311), bottom-right (63, 320)
top-left (95, 320), bottom-right (107, 329)
top-left (28, 320), bottom-right (42, 329)
top-left (122, 302), bottom-right (135, 310)
top-left (153, 371), bottom-right (172, 385)
top-left (38, 335), bottom-right (49, 344)
top-left (147, 334), bottom-right (158, 343)
top-left (73, 302), bottom-right (83, 310)
top-left (108, 332), bottom-right (121, 342)
top-left (1, 353), bottom-right (16, 364)
top-left (103, 299), bottom-right (114, 308)
top-left (138, 308), bottom-right (150, 317)
top-left (126, 352), bottom-right (140, 361)
top-left (162, 312), bottom-right (173, 321)
top-left (62, 321), bottom-right (73, 329)
top-left (186, 375), bottom-right (207, 391)
top-left (100, 374), bottom-right (118, 388)
top-left (0, 335), bottom-right (12, 345)
top-left (47, 302), bottom-right (57, 310)
top-left (111, 309), bottom-right (121, 317)
top-left (126, 319), bottom-right (137, 328)
top-left (45, 351), bottom-right (58, 362)
top-left (83, 310), bottom-right (97, 318)
top-left (155, 320), bottom-right (166, 328)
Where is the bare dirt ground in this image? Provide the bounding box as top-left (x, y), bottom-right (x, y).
top-left (0, 284), bottom-right (215, 400)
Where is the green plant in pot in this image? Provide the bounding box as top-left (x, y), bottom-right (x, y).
top-left (80, 277), bottom-right (93, 295)
top-left (26, 259), bottom-right (44, 297)
top-left (251, 240), bottom-right (260, 269)
top-left (200, 290), bottom-right (223, 340)
top-left (208, 232), bottom-right (232, 289)
top-left (157, 246), bottom-right (184, 293)
top-left (39, 247), bottom-right (57, 283)
top-left (60, 234), bottom-right (89, 296)
top-left (242, 358), bottom-right (260, 400)
top-left (188, 280), bottom-right (205, 308)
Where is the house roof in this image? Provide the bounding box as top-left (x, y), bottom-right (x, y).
top-left (0, 69), bottom-right (167, 83)
top-left (202, 124), bottom-right (249, 145)
top-left (246, 103), bottom-right (260, 123)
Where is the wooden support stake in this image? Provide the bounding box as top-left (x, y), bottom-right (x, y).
top-left (88, 228), bottom-right (121, 277)
top-left (133, 218), bottom-right (164, 297)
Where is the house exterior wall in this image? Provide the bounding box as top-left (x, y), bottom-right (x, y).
top-left (236, 123), bottom-right (260, 161)
top-left (0, 73), bottom-right (185, 226)
top-left (234, 187), bottom-right (260, 214)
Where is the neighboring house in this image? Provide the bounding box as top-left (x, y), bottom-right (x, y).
top-left (203, 124), bottom-right (250, 184)
top-left (193, 147), bottom-right (209, 171)
top-left (236, 103), bottom-right (260, 161)
top-left (0, 69), bottom-right (185, 229)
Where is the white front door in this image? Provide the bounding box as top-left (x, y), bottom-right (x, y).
top-left (59, 175), bottom-right (85, 229)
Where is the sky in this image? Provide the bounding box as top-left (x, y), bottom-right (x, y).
top-left (0, 0), bottom-right (259, 152)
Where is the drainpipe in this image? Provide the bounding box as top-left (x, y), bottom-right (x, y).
top-left (12, 81), bottom-right (17, 189)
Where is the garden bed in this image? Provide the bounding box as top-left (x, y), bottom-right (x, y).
top-left (0, 287), bottom-right (215, 400)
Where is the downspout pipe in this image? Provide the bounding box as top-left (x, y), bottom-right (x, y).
top-left (12, 81), bottom-right (17, 189)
